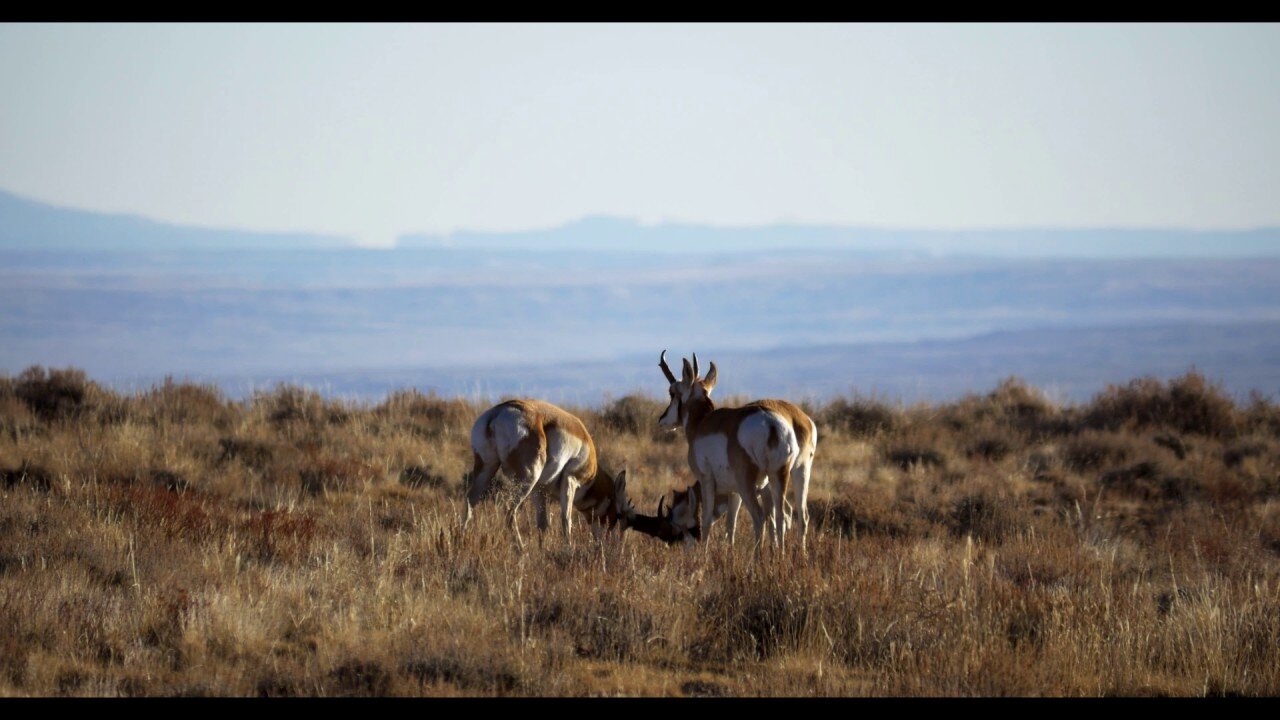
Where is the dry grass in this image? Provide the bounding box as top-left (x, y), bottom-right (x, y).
top-left (0, 367), bottom-right (1277, 696)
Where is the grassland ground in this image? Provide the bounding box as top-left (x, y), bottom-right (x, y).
top-left (1, 367), bottom-right (1278, 696)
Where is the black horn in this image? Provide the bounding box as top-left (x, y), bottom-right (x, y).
top-left (659, 350), bottom-right (677, 384)
top-left (692, 352), bottom-right (699, 379)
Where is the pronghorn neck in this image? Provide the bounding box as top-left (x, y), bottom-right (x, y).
top-left (682, 393), bottom-right (715, 444)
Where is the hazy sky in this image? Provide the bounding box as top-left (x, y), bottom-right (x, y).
top-left (1, 23), bottom-right (1278, 247)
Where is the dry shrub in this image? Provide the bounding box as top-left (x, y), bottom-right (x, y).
top-left (598, 394), bottom-right (665, 436)
top-left (1223, 437), bottom-right (1271, 469)
top-left (1242, 391), bottom-right (1280, 436)
top-left (109, 484), bottom-right (225, 542)
top-left (1061, 432), bottom-right (1131, 472)
top-left (243, 509), bottom-right (316, 562)
top-left (1098, 461), bottom-right (1183, 501)
top-left (693, 579), bottom-right (811, 663)
top-left (299, 456), bottom-right (381, 495)
top-left (401, 651), bottom-right (521, 694)
top-left (526, 590), bottom-right (654, 662)
top-left (4, 365), bottom-right (125, 424)
top-left (809, 492), bottom-right (937, 540)
top-left (399, 465), bottom-right (447, 490)
top-left (327, 659), bottom-right (393, 696)
top-left (0, 396), bottom-right (38, 441)
top-left (1153, 432), bottom-right (1189, 460)
top-left (949, 492), bottom-right (1020, 543)
top-left (1, 460), bottom-right (54, 492)
top-left (216, 437), bottom-right (275, 470)
top-left (133, 378), bottom-right (233, 428)
top-left (256, 385), bottom-right (350, 428)
top-left (885, 446), bottom-right (947, 471)
top-left (819, 396), bottom-right (898, 437)
top-left (1084, 371), bottom-right (1239, 438)
top-left (375, 389), bottom-right (473, 438)
top-left (940, 377), bottom-right (1063, 439)
top-left (967, 437), bottom-right (1012, 462)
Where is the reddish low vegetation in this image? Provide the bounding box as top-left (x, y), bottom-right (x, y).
top-left (0, 366), bottom-right (1277, 696)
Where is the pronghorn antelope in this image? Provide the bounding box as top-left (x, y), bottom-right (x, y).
top-left (463, 398), bottom-right (674, 546)
top-left (656, 351), bottom-right (817, 550)
top-left (663, 478), bottom-right (793, 546)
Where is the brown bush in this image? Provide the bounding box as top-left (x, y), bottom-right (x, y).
top-left (134, 378), bottom-right (234, 428)
top-left (1083, 371), bottom-right (1239, 438)
top-left (374, 389), bottom-right (474, 440)
top-left (256, 385), bottom-right (351, 428)
top-left (1223, 438), bottom-right (1270, 468)
top-left (819, 397), bottom-right (898, 437)
top-left (217, 437), bottom-right (275, 470)
top-left (7, 366), bottom-right (100, 422)
top-left (694, 580), bottom-right (810, 663)
top-left (966, 437), bottom-right (1013, 462)
top-left (1, 460), bottom-right (54, 492)
top-left (598, 394), bottom-right (665, 436)
top-left (1061, 432), bottom-right (1131, 472)
top-left (885, 446), bottom-right (947, 471)
top-left (949, 492), bottom-right (1019, 543)
top-left (244, 509), bottom-right (316, 562)
top-left (808, 493), bottom-right (937, 539)
top-left (299, 456), bottom-right (381, 495)
top-left (400, 465), bottom-right (448, 490)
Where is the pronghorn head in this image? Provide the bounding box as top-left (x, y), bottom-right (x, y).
top-left (657, 349), bottom-right (718, 432)
top-left (663, 485), bottom-right (701, 543)
top-left (610, 468), bottom-right (635, 528)
top-left (631, 491), bottom-right (699, 544)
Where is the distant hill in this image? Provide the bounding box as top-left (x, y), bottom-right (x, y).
top-left (134, 320), bottom-right (1280, 406)
top-left (4, 187), bottom-right (1278, 257)
top-left (399, 215), bottom-right (1280, 258)
top-left (0, 188), bottom-right (352, 251)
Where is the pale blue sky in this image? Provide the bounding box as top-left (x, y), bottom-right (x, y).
top-left (1, 23), bottom-right (1278, 247)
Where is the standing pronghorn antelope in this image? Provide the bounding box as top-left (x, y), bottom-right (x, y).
top-left (463, 398), bottom-right (669, 546)
top-left (656, 351), bottom-right (817, 550)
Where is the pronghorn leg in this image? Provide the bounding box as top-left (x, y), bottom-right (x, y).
top-left (506, 474), bottom-right (541, 548)
top-left (503, 425), bottom-right (549, 548)
top-left (758, 490), bottom-right (774, 542)
top-left (725, 493), bottom-right (742, 545)
top-left (794, 459), bottom-right (812, 553)
top-left (463, 452), bottom-right (499, 530)
top-left (558, 474), bottom-right (577, 543)
top-left (699, 475), bottom-right (718, 551)
top-left (532, 485), bottom-right (550, 548)
top-left (768, 461), bottom-right (793, 551)
top-left (737, 468), bottom-right (770, 549)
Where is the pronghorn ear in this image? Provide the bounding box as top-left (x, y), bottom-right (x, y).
top-left (681, 357), bottom-right (694, 383)
top-left (702, 362), bottom-right (718, 393)
top-left (615, 469), bottom-right (627, 490)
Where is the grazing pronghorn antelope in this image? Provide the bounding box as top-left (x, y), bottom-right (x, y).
top-left (463, 398), bottom-right (672, 546)
top-left (664, 478), bottom-right (793, 546)
top-left (656, 351), bottom-right (817, 550)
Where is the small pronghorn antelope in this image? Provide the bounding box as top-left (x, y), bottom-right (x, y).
top-left (656, 351), bottom-right (818, 550)
top-left (664, 479), bottom-right (793, 546)
top-left (463, 398), bottom-right (669, 546)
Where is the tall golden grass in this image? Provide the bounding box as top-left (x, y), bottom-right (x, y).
top-left (1, 367), bottom-right (1277, 696)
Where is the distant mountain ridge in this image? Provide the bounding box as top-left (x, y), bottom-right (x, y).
top-left (0, 188), bottom-right (352, 251)
top-left (3, 186), bottom-right (1280, 257)
top-left (105, 320), bottom-right (1280, 406)
top-left (400, 215), bottom-right (1280, 258)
